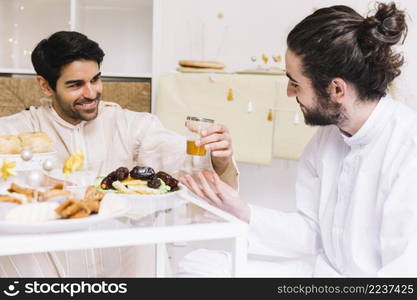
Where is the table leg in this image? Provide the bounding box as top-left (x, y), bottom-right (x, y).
top-left (231, 235), bottom-right (247, 277)
top-left (156, 243), bottom-right (166, 277)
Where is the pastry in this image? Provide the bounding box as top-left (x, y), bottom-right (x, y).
top-left (18, 132), bottom-right (53, 153)
top-left (178, 60), bottom-right (225, 69)
top-left (0, 194), bottom-right (23, 204)
top-left (0, 135), bottom-right (21, 154)
top-left (8, 183), bottom-right (38, 202)
top-left (54, 185), bottom-right (103, 219)
top-left (41, 188), bottom-right (72, 201)
top-left (84, 185), bottom-right (105, 202)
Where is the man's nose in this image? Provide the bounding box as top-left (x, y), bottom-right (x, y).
top-left (83, 83), bottom-right (96, 99)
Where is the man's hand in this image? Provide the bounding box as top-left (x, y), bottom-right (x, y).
top-left (179, 170), bottom-right (250, 223)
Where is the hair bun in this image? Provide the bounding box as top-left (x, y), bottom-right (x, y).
top-left (362, 2), bottom-right (407, 46)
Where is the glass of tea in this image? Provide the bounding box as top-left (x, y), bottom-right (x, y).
top-left (186, 116), bottom-right (215, 156)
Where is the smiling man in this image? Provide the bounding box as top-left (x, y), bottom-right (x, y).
top-left (0, 31), bottom-right (238, 277)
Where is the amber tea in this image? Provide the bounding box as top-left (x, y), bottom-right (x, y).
top-left (186, 140), bottom-right (206, 156)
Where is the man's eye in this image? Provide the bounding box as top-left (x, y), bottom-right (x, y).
top-left (290, 82), bottom-right (298, 88)
top-left (91, 77), bottom-right (100, 83)
top-left (68, 83), bottom-right (82, 88)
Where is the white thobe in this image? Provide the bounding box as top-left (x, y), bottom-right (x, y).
top-left (249, 96), bottom-right (417, 277)
top-left (0, 99), bottom-right (238, 277)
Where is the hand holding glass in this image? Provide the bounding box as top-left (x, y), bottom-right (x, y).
top-left (186, 116), bottom-right (214, 156)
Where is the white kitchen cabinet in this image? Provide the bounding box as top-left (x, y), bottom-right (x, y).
top-left (0, 0), bottom-right (153, 78)
top-left (0, 0), bottom-right (71, 73)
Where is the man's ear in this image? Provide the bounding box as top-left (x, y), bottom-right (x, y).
top-left (36, 76), bottom-right (54, 97)
top-left (328, 78), bottom-right (347, 104)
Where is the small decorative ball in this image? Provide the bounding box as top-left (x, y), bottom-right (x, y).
top-left (20, 149), bottom-right (33, 161)
top-left (27, 170), bottom-right (43, 187)
top-left (42, 160), bottom-right (54, 172)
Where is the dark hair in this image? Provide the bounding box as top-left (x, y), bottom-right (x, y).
top-left (287, 2), bottom-right (407, 101)
top-left (31, 31), bottom-right (105, 91)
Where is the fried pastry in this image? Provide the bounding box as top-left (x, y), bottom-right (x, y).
top-left (84, 185), bottom-right (105, 202)
top-left (69, 210), bottom-right (90, 219)
top-left (55, 197), bottom-right (97, 219)
top-left (41, 188), bottom-right (72, 201)
top-left (83, 200), bottom-right (100, 213)
top-left (0, 194), bottom-right (22, 204)
top-left (7, 183), bottom-right (38, 202)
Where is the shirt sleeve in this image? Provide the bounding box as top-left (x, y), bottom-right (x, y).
top-left (378, 149), bottom-right (417, 276)
top-left (247, 129), bottom-right (324, 257)
top-left (130, 112), bottom-right (238, 188)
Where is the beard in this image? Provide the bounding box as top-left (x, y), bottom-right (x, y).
top-left (55, 93), bottom-right (101, 122)
top-left (299, 96), bottom-right (345, 126)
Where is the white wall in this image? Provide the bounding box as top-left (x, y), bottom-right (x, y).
top-left (154, 0), bottom-right (417, 209)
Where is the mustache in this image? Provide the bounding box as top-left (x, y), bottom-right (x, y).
top-left (74, 94), bottom-right (101, 105)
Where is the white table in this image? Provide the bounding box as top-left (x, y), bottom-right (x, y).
top-left (0, 191), bottom-right (248, 277)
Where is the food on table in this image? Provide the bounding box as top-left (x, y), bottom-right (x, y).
top-left (5, 202), bottom-right (60, 222)
top-left (55, 186), bottom-right (104, 219)
top-left (41, 184), bottom-right (72, 201)
top-left (0, 194), bottom-right (24, 204)
top-left (55, 199), bottom-right (91, 219)
top-left (100, 167), bottom-right (130, 189)
top-left (3, 182), bottom-right (70, 203)
top-left (114, 167), bottom-right (129, 181)
top-left (147, 177), bottom-right (161, 189)
top-left (84, 185), bottom-right (105, 203)
top-left (8, 182), bottom-right (38, 202)
top-left (62, 151), bottom-right (84, 175)
top-left (133, 183), bottom-right (169, 195)
top-left (0, 135), bottom-right (21, 154)
top-left (129, 166), bottom-right (155, 180)
top-left (111, 180), bottom-right (135, 194)
top-left (99, 166), bottom-right (179, 194)
top-left (0, 132), bottom-right (53, 155)
top-left (0, 183), bottom-right (104, 221)
top-left (155, 171), bottom-right (179, 191)
top-left (1, 159), bottom-right (17, 180)
top-left (18, 132), bottom-right (53, 153)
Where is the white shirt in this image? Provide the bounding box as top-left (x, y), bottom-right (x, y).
top-left (0, 100), bottom-right (238, 277)
top-left (249, 97), bottom-right (417, 277)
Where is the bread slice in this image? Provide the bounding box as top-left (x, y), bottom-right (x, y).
top-left (179, 60), bottom-right (225, 69)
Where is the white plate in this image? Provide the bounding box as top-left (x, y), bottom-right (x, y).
top-left (104, 187), bottom-right (187, 220)
top-left (0, 200), bottom-right (128, 234)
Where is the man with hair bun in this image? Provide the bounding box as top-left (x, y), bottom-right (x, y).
top-left (179, 2), bottom-right (417, 277)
